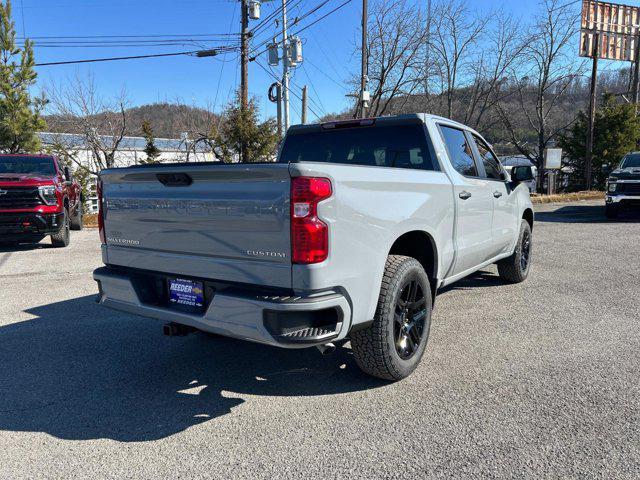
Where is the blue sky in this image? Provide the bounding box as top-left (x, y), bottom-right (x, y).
top-left (19, 0), bottom-right (566, 125)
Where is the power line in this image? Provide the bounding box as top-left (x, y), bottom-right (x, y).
top-left (20, 0), bottom-right (234, 9)
top-left (310, 32), bottom-right (349, 80)
top-left (23, 43), bottom-right (234, 49)
top-left (300, 63), bottom-right (327, 115)
top-left (19, 0), bottom-right (26, 37)
top-left (305, 57), bottom-right (347, 91)
top-left (249, 1), bottom-right (287, 36)
top-left (19, 33), bottom-right (239, 51)
top-left (212, 0), bottom-right (239, 115)
top-left (23, 38), bottom-right (238, 45)
top-left (255, 58), bottom-right (321, 120)
top-left (18, 33), bottom-right (237, 39)
top-left (250, 0), bottom-right (332, 56)
top-left (22, 42), bottom-right (239, 49)
top-left (250, 0), bottom-right (353, 60)
top-left (34, 47), bottom-right (238, 67)
top-left (249, 0), bottom-right (305, 38)
top-left (550, 0), bottom-right (581, 13)
top-left (268, 61), bottom-right (322, 121)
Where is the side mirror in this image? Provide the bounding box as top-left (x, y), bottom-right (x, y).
top-left (511, 165), bottom-right (534, 183)
top-left (601, 164), bottom-right (612, 175)
top-left (63, 166), bottom-right (73, 186)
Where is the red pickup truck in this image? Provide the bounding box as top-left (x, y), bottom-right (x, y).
top-left (0, 154), bottom-right (83, 247)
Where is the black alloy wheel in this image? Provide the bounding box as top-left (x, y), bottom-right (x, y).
top-left (520, 229), bottom-right (532, 272)
top-left (394, 279), bottom-right (427, 360)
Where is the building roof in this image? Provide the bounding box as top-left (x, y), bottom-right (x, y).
top-left (37, 132), bottom-right (211, 153)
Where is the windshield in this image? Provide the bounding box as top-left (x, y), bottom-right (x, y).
top-left (0, 156), bottom-right (56, 176)
top-left (620, 153), bottom-right (640, 169)
top-left (280, 124), bottom-right (437, 171)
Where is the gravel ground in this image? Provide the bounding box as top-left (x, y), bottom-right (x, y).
top-left (0, 200), bottom-right (638, 479)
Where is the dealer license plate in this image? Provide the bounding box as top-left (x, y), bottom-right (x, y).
top-left (168, 278), bottom-right (205, 311)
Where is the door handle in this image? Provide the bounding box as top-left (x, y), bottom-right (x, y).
top-left (459, 191), bottom-right (472, 200)
top-left (493, 191), bottom-right (503, 198)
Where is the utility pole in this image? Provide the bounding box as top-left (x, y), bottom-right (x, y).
top-left (281, 0), bottom-right (290, 131)
top-left (585, 32), bottom-right (599, 191)
top-left (240, 0), bottom-right (249, 162)
top-left (632, 33), bottom-right (640, 111)
top-left (359, 0), bottom-right (368, 118)
top-left (301, 85), bottom-right (308, 124)
top-left (240, 0), bottom-right (249, 111)
top-left (276, 83), bottom-right (283, 137)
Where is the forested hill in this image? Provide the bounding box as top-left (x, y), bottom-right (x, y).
top-left (44, 102), bottom-right (218, 139)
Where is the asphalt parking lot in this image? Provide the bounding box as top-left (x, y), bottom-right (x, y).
top-left (0, 200), bottom-right (638, 479)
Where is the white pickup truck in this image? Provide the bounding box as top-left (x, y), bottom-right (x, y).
top-left (93, 114), bottom-right (534, 380)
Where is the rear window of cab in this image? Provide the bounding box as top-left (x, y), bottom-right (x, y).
top-left (280, 124), bottom-right (438, 171)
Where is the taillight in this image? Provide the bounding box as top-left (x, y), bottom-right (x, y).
top-left (291, 177), bottom-right (332, 264)
top-left (97, 178), bottom-right (106, 244)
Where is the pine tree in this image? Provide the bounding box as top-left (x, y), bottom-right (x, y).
top-left (559, 94), bottom-right (640, 190)
top-left (0, 0), bottom-right (46, 153)
top-left (211, 94), bottom-right (278, 163)
top-left (141, 119), bottom-right (161, 163)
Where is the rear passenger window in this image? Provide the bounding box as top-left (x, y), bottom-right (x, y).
top-left (473, 135), bottom-right (504, 181)
top-left (439, 126), bottom-right (478, 177)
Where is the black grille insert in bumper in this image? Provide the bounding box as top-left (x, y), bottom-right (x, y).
top-left (0, 187), bottom-right (44, 209)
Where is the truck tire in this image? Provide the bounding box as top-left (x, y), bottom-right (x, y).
top-left (51, 209), bottom-right (70, 248)
top-left (70, 204), bottom-right (83, 231)
top-left (497, 219), bottom-right (532, 283)
top-left (604, 204), bottom-right (619, 219)
top-left (350, 255), bottom-right (432, 381)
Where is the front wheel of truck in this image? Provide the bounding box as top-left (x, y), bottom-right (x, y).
top-left (497, 219), bottom-right (532, 283)
top-left (51, 209), bottom-right (70, 248)
top-left (350, 255), bottom-right (432, 381)
top-left (70, 204), bottom-right (83, 231)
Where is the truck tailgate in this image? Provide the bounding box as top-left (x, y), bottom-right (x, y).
top-left (100, 163), bottom-right (292, 289)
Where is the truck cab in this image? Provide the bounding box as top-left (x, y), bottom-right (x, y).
top-left (0, 154), bottom-right (83, 247)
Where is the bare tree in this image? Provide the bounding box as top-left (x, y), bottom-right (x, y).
top-left (496, 0), bottom-right (584, 190)
top-left (429, 0), bottom-right (488, 118)
top-left (461, 13), bottom-right (527, 132)
top-left (171, 98), bottom-right (219, 161)
top-left (46, 74), bottom-right (130, 175)
top-left (363, 0), bottom-right (428, 117)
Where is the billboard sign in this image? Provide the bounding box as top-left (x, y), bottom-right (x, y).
top-left (579, 0), bottom-right (640, 61)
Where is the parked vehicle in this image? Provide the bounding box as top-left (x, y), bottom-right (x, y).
top-left (93, 114), bottom-right (534, 380)
top-left (603, 152), bottom-right (640, 218)
top-left (0, 155), bottom-right (83, 247)
top-left (500, 156), bottom-right (538, 193)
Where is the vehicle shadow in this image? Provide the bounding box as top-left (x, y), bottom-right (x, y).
top-left (0, 240), bottom-right (51, 253)
top-left (0, 295), bottom-right (384, 443)
top-left (535, 204), bottom-right (640, 223)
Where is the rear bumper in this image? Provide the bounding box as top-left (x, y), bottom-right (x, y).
top-left (0, 212), bottom-right (64, 239)
top-left (93, 266), bottom-right (352, 348)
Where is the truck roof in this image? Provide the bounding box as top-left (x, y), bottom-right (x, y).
top-left (0, 154), bottom-right (55, 158)
top-left (288, 113), bottom-right (474, 136)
